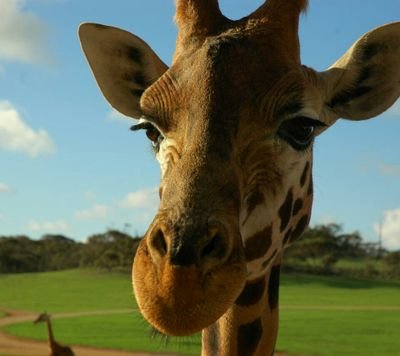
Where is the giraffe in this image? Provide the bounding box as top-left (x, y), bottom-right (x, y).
top-left (33, 313), bottom-right (74, 356)
top-left (79, 1), bottom-right (400, 355)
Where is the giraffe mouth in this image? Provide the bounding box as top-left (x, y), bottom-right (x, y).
top-left (132, 240), bottom-right (246, 336)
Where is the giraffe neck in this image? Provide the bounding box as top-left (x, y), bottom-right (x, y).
top-left (202, 255), bottom-right (282, 356)
top-left (45, 318), bottom-right (56, 346)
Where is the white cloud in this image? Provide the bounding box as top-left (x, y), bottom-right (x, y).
top-left (121, 187), bottom-right (159, 209)
top-left (0, 0), bottom-right (53, 66)
top-left (0, 182), bottom-right (11, 193)
top-left (75, 204), bottom-right (111, 221)
top-left (74, 187), bottom-right (158, 229)
top-left (28, 220), bottom-right (70, 233)
top-left (120, 187), bottom-right (159, 231)
top-left (374, 209), bottom-right (400, 250)
top-left (0, 101), bottom-right (55, 157)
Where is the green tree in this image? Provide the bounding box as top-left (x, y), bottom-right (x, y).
top-left (39, 234), bottom-right (82, 271)
top-left (0, 236), bottom-right (42, 273)
top-left (285, 224), bottom-right (342, 273)
top-left (384, 251), bottom-right (400, 276)
top-left (80, 230), bottom-right (141, 272)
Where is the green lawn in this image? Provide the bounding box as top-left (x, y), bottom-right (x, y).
top-left (278, 309), bottom-right (400, 355)
top-left (278, 273), bottom-right (400, 355)
top-left (1, 269), bottom-right (399, 355)
top-left (6, 313), bottom-right (201, 355)
top-left (0, 269), bottom-right (201, 354)
top-left (280, 273), bottom-right (400, 306)
top-left (0, 269), bottom-right (135, 312)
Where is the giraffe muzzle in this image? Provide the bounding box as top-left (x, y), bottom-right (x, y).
top-left (132, 217), bottom-right (246, 336)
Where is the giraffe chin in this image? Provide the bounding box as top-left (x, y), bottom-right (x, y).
top-left (132, 241), bottom-right (246, 336)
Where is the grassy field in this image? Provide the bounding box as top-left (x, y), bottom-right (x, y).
top-left (1, 269), bottom-right (399, 355)
top-left (6, 313), bottom-right (201, 355)
top-left (0, 269), bottom-right (134, 312)
top-left (277, 274), bottom-right (400, 355)
top-left (0, 269), bottom-right (201, 354)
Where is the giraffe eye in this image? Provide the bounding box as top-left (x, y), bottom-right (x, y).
top-left (145, 125), bottom-right (162, 145)
top-left (130, 122), bottom-right (164, 151)
top-left (277, 117), bottom-right (325, 151)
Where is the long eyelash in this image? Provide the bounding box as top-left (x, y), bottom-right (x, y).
top-left (130, 122), bottom-right (152, 131)
top-left (130, 121), bottom-right (163, 155)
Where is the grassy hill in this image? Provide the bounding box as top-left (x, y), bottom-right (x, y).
top-left (1, 269), bottom-right (399, 355)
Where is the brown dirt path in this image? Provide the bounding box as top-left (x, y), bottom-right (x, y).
top-left (0, 309), bottom-right (178, 356)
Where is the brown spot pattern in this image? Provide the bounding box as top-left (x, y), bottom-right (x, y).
top-left (237, 318), bottom-right (263, 356)
top-left (300, 162), bottom-right (310, 187)
top-left (282, 228), bottom-right (292, 246)
top-left (245, 190), bottom-right (265, 223)
top-left (307, 176), bottom-right (313, 196)
top-left (244, 225), bottom-right (273, 261)
top-left (268, 265), bottom-right (281, 310)
top-left (292, 198), bottom-right (303, 216)
top-left (235, 277), bottom-right (266, 307)
top-left (279, 189), bottom-right (293, 232)
top-left (290, 214), bottom-right (310, 243)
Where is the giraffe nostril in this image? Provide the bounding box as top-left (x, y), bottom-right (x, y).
top-left (150, 228), bottom-right (167, 257)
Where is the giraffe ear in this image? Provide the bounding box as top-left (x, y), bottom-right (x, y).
top-left (319, 22), bottom-right (400, 124)
top-left (79, 23), bottom-right (168, 119)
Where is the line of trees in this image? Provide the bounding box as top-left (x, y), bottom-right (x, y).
top-left (1, 223), bottom-right (399, 278)
top-left (284, 223), bottom-right (400, 278)
top-left (0, 230), bottom-right (141, 274)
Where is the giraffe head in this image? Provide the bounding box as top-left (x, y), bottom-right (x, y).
top-left (79, 0), bottom-right (400, 337)
top-left (34, 312), bottom-right (51, 324)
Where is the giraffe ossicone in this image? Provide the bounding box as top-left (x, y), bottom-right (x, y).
top-left (79, 1), bottom-right (400, 354)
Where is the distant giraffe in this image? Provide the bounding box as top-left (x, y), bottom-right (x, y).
top-left (33, 313), bottom-right (74, 356)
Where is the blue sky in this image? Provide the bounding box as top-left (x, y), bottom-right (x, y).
top-left (0, 0), bottom-right (399, 249)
